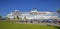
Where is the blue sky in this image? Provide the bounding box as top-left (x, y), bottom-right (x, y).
top-left (0, 0), bottom-right (60, 16)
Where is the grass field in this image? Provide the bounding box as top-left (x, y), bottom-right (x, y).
top-left (0, 21), bottom-right (58, 29)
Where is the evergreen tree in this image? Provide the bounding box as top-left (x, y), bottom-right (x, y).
top-left (0, 16), bottom-right (2, 20)
top-left (57, 9), bottom-right (60, 18)
top-left (17, 16), bottom-right (20, 22)
top-left (24, 16), bottom-right (28, 23)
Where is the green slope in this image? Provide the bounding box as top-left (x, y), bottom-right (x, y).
top-left (0, 21), bottom-right (57, 29)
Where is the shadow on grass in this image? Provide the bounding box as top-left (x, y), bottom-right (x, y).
top-left (54, 26), bottom-right (60, 29)
top-left (47, 24), bottom-right (60, 29)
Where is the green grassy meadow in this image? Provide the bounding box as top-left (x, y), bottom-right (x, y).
top-left (0, 21), bottom-right (58, 29)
